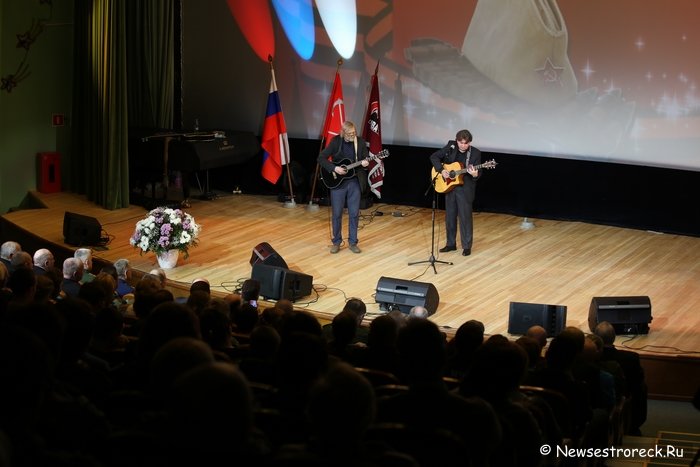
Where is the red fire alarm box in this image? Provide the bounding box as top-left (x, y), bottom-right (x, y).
top-left (37, 152), bottom-right (61, 193)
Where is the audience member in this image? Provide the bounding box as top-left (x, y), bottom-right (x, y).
top-left (587, 332), bottom-right (626, 403)
top-left (241, 278), bottom-right (260, 306)
top-left (526, 324), bottom-right (549, 350)
top-left (165, 362), bottom-right (265, 465)
top-left (0, 324), bottom-right (53, 465)
top-left (0, 240), bottom-right (21, 270)
top-left (74, 248), bottom-right (96, 283)
top-left (274, 298), bottom-right (295, 316)
top-left (259, 305), bottom-right (285, 330)
top-left (32, 248), bottom-right (55, 275)
top-left (78, 280), bottom-right (113, 312)
top-left (350, 313), bottom-right (402, 375)
top-left (89, 305), bottom-right (130, 368)
top-left (150, 336), bottom-right (215, 395)
top-left (408, 305), bottom-right (430, 319)
top-left (377, 318), bottom-right (501, 466)
top-left (54, 297), bottom-right (112, 405)
top-left (322, 297), bottom-right (369, 344)
top-left (326, 310), bottom-right (361, 362)
top-left (148, 268), bottom-right (167, 288)
top-left (445, 319), bottom-right (485, 379)
top-left (33, 274), bottom-right (57, 303)
top-left (126, 275), bottom-right (168, 336)
top-left (61, 258), bottom-right (84, 299)
top-left (113, 258), bottom-right (134, 297)
top-left (9, 251), bottom-right (32, 272)
top-left (190, 277), bottom-right (210, 295)
top-left (114, 301), bottom-right (197, 391)
top-left (232, 303), bottom-right (259, 344)
top-left (238, 325), bottom-right (281, 385)
top-left (524, 331), bottom-right (593, 441)
top-left (99, 264), bottom-right (118, 283)
top-left (186, 290), bottom-right (211, 315)
top-left (515, 336), bottom-right (545, 371)
top-left (0, 262), bottom-right (10, 317)
top-left (0, 261), bottom-right (8, 289)
top-left (461, 336), bottom-right (544, 467)
top-left (6, 267), bottom-right (37, 304)
top-left (279, 361), bottom-right (417, 467)
top-left (32, 248), bottom-right (61, 297)
top-left (198, 304), bottom-right (238, 361)
top-left (594, 321), bottom-right (647, 435)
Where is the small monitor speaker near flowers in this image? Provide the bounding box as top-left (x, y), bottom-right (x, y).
top-left (63, 211), bottom-right (104, 246)
top-left (130, 206), bottom-right (201, 260)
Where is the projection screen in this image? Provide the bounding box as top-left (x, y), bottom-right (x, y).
top-left (182, 0), bottom-right (700, 171)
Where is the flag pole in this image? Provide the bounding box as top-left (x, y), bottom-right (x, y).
top-left (268, 55), bottom-right (297, 208)
top-left (307, 58), bottom-right (343, 212)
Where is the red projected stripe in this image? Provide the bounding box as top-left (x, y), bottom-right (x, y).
top-left (226, 1), bottom-right (274, 62)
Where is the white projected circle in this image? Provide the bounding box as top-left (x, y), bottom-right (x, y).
top-left (315, 0), bottom-right (357, 59)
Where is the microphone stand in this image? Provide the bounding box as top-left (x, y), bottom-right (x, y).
top-left (408, 171), bottom-right (452, 274)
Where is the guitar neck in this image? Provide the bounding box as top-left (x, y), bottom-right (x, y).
top-left (452, 161), bottom-right (489, 175)
top-left (343, 159), bottom-right (366, 170)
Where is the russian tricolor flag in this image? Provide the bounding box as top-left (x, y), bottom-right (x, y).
top-left (261, 66), bottom-right (290, 184)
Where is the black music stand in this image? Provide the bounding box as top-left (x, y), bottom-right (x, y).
top-left (408, 172), bottom-right (452, 274)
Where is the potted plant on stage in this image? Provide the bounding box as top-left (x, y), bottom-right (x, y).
top-left (130, 206), bottom-right (201, 268)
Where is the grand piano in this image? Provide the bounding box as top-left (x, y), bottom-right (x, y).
top-left (129, 128), bottom-right (259, 204)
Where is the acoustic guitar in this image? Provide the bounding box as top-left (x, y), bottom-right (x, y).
top-left (431, 159), bottom-right (497, 193)
top-left (321, 149), bottom-right (389, 189)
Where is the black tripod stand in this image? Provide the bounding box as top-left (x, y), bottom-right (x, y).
top-left (408, 173), bottom-right (452, 274)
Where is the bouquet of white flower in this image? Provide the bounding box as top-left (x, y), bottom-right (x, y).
top-left (130, 206), bottom-right (201, 259)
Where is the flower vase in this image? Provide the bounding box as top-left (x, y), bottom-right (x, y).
top-left (156, 249), bottom-right (180, 269)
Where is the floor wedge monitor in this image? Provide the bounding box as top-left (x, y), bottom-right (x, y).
top-left (63, 211), bottom-right (102, 246)
top-left (375, 276), bottom-right (439, 316)
top-left (249, 242), bottom-right (288, 269)
top-left (251, 263), bottom-right (312, 302)
top-left (588, 296), bottom-right (652, 335)
top-left (508, 302), bottom-right (567, 337)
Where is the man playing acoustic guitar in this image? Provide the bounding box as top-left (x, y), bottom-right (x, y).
top-left (318, 121), bottom-right (370, 254)
top-left (430, 129), bottom-right (482, 257)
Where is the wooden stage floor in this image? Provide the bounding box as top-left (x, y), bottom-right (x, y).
top-left (3, 191), bottom-right (700, 360)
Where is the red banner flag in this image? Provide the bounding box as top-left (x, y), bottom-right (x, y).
top-left (362, 63), bottom-right (384, 198)
top-left (261, 66), bottom-right (290, 184)
top-left (321, 71), bottom-right (345, 148)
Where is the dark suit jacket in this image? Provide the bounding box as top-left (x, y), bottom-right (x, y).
top-left (430, 140), bottom-right (483, 182)
top-left (318, 135), bottom-right (370, 192)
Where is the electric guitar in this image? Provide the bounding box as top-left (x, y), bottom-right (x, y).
top-left (431, 159), bottom-right (498, 193)
top-left (321, 149), bottom-right (390, 189)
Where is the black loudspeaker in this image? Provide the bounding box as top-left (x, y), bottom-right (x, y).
top-left (63, 211), bottom-right (102, 246)
top-left (508, 302), bottom-right (567, 337)
top-left (588, 296), bottom-right (652, 335)
top-left (251, 263), bottom-right (313, 301)
top-left (249, 242), bottom-right (288, 269)
top-left (375, 276), bottom-right (439, 316)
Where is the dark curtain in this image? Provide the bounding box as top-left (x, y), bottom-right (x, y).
top-left (70, 0), bottom-right (174, 209)
top-left (126, 0), bottom-right (174, 128)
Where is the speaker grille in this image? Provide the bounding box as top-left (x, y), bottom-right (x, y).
top-left (375, 276), bottom-right (439, 315)
top-left (588, 296), bottom-right (652, 334)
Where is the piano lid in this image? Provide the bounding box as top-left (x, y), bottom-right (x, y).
top-left (170, 130), bottom-right (259, 171)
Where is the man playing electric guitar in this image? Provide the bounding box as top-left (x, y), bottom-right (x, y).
top-left (318, 121), bottom-right (370, 254)
top-left (429, 129), bottom-right (482, 256)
